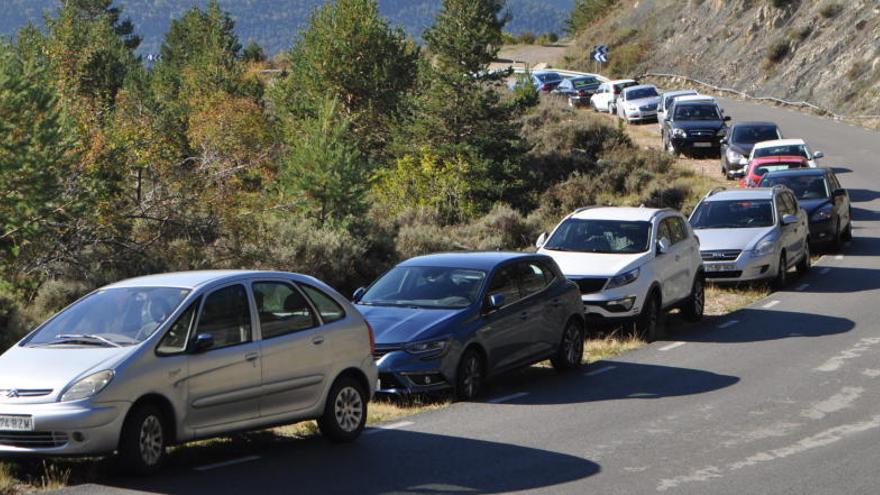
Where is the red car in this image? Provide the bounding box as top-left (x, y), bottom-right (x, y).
top-left (740, 156), bottom-right (809, 188)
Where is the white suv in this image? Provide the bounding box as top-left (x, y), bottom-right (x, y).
top-left (537, 207), bottom-right (704, 341)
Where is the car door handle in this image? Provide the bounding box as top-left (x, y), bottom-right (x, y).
top-left (551, 299), bottom-right (562, 308)
top-left (520, 311), bottom-right (528, 320)
top-left (244, 352), bottom-right (259, 362)
top-left (312, 336), bottom-right (325, 345)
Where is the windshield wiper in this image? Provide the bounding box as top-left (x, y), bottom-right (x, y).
top-left (45, 334), bottom-right (122, 348)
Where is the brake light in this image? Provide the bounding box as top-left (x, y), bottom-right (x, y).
top-left (541, 83), bottom-right (549, 91)
top-left (366, 321), bottom-right (375, 354)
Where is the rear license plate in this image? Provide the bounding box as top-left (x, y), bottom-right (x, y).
top-left (705, 263), bottom-right (737, 273)
top-left (693, 142), bottom-right (713, 148)
top-left (0, 415), bottom-right (33, 431)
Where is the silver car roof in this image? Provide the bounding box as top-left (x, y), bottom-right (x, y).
top-left (105, 270), bottom-right (301, 289)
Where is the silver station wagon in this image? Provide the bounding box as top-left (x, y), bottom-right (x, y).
top-left (0, 271), bottom-right (378, 473)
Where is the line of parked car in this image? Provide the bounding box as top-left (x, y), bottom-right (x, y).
top-left (0, 74), bottom-right (853, 477)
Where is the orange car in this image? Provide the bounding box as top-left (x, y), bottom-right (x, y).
top-left (740, 155), bottom-right (809, 188)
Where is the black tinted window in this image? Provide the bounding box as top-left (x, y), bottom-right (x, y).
top-left (487, 266), bottom-right (520, 306)
top-left (253, 282), bottom-right (317, 339)
top-left (300, 284), bottom-right (345, 323)
top-left (732, 125), bottom-right (779, 144)
top-left (196, 285), bottom-right (252, 349)
top-left (674, 103), bottom-right (721, 120)
top-left (518, 263), bottom-right (548, 297)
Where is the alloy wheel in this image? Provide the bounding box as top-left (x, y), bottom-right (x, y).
top-left (138, 415), bottom-right (164, 467)
top-left (333, 386), bottom-right (364, 433)
top-left (460, 354), bottom-right (482, 399)
top-left (563, 324), bottom-right (583, 366)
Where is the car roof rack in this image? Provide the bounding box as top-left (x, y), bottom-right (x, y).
top-left (573, 205), bottom-right (601, 214)
top-left (705, 187), bottom-right (726, 199)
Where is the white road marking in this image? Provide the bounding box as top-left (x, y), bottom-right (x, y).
top-left (194, 455), bottom-right (261, 472)
top-left (365, 420), bottom-right (415, 434)
top-left (584, 365), bottom-right (617, 377)
top-left (801, 387), bottom-right (864, 420)
top-left (717, 320), bottom-right (740, 329)
top-left (487, 392), bottom-right (529, 404)
top-left (816, 337), bottom-right (880, 372)
top-left (795, 283), bottom-right (810, 291)
top-left (820, 267), bottom-right (831, 275)
top-left (835, 254), bottom-right (844, 260)
top-left (658, 341), bottom-right (686, 351)
top-left (762, 300), bottom-right (780, 309)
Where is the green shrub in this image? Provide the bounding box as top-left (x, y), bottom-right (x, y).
top-left (607, 42), bottom-right (648, 78)
top-left (641, 185), bottom-right (689, 210)
top-left (766, 39), bottom-right (790, 64)
top-left (28, 279), bottom-right (91, 322)
top-left (819, 2), bottom-right (843, 18)
top-left (394, 223), bottom-right (460, 259)
top-left (455, 204), bottom-right (542, 251)
top-left (517, 31), bottom-right (537, 44)
top-left (0, 286), bottom-right (27, 350)
top-left (771, 0), bottom-right (798, 8)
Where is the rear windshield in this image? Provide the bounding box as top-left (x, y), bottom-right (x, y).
top-left (759, 175), bottom-right (829, 200)
top-left (626, 87), bottom-right (658, 100)
top-left (754, 163), bottom-right (807, 176)
top-left (664, 92), bottom-right (696, 110)
top-left (573, 78), bottom-right (598, 88)
top-left (754, 145), bottom-right (809, 159)
top-left (732, 126), bottom-right (780, 144)
top-left (612, 81), bottom-right (636, 93)
top-left (673, 103), bottom-right (721, 121)
top-left (536, 73), bottom-right (561, 82)
top-left (691, 200), bottom-right (775, 229)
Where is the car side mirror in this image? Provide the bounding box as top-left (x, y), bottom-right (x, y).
top-left (720, 137), bottom-right (728, 145)
top-left (814, 151), bottom-right (824, 159)
top-left (486, 293), bottom-right (506, 311)
top-left (656, 237), bottom-right (671, 255)
top-left (535, 232), bottom-right (547, 249)
top-left (723, 115), bottom-right (732, 121)
top-left (190, 333), bottom-right (214, 354)
top-left (352, 287), bottom-right (366, 302)
top-left (782, 214), bottom-right (799, 226)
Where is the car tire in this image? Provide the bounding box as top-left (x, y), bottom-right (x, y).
top-left (635, 291), bottom-right (664, 342)
top-left (842, 220), bottom-right (853, 242)
top-left (797, 242), bottom-right (811, 275)
top-left (318, 375), bottom-right (368, 443)
top-left (830, 219), bottom-right (844, 252)
top-left (455, 349), bottom-right (485, 401)
top-left (772, 252), bottom-right (788, 290)
top-left (118, 403), bottom-right (168, 476)
top-left (551, 320), bottom-right (585, 371)
top-left (681, 274), bottom-right (705, 322)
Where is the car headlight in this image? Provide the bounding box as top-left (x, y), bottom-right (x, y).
top-left (811, 205), bottom-right (833, 222)
top-left (606, 267), bottom-right (640, 290)
top-left (726, 149), bottom-right (744, 163)
top-left (60, 370), bottom-right (114, 402)
top-left (672, 128), bottom-right (687, 139)
top-left (716, 128), bottom-right (727, 137)
top-left (751, 233), bottom-right (779, 257)
top-left (405, 338), bottom-right (450, 357)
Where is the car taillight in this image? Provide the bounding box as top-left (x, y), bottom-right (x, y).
top-left (366, 321), bottom-right (375, 354)
top-left (541, 83), bottom-right (550, 91)
top-left (578, 90), bottom-right (587, 96)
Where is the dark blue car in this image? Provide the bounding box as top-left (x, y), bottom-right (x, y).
top-left (353, 252), bottom-right (585, 400)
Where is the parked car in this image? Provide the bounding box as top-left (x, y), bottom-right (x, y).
top-left (749, 138), bottom-right (824, 168)
top-left (741, 156), bottom-right (809, 188)
top-left (590, 79), bottom-right (638, 113)
top-left (536, 207), bottom-right (704, 342)
top-left (553, 75), bottom-right (603, 107)
top-left (354, 253), bottom-right (585, 400)
top-left (720, 122), bottom-right (783, 179)
top-left (689, 187), bottom-right (810, 288)
top-left (661, 95), bottom-right (730, 157)
top-left (508, 70), bottom-right (563, 93)
top-left (760, 168), bottom-right (852, 249)
top-left (616, 84), bottom-right (661, 123)
top-left (657, 89), bottom-right (698, 132)
top-left (0, 271), bottom-right (378, 473)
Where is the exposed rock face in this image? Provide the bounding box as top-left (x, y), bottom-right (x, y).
top-left (573, 0), bottom-right (880, 117)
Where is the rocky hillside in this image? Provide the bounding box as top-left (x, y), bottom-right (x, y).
top-left (566, 0), bottom-right (880, 120)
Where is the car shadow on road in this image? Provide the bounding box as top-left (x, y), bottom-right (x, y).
top-left (796, 266), bottom-right (880, 292)
top-left (850, 206), bottom-right (880, 222)
top-left (487, 361), bottom-right (738, 406)
top-left (99, 429), bottom-right (600, 495)
top-left (831, 167), bottom-right (853, 175)
top-left (675, 309), bottom-right (854, 343)
top-left (846, 188), bottom-right (880, 203)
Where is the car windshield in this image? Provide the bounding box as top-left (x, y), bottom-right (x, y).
top-left (536, 73), bottom-right (560, 82)
top-left (360, 266), bottom-right (486, 309)
top-left (674, 103), bottom-right (721, 120)
top-left (626, 88), bottom-right (658, 100)
top-left (573, 78), bottom-right (597, 88)
top-left (25, 287), bottom-right (190, 347)
top-left (691, 200), bottom-right (775, 229)
top-left (544, 219), bottom-right (651, 254)
top-left (754, 145), bottom-right (809, 159)
top-left (664, 93), bottom-right (695, 109)
top-left (732, 126), bottom-right (779, 144)
top-left (760, 175), bottom-right (829, 199)
top-left (754, 163), bottom-right (806, 176)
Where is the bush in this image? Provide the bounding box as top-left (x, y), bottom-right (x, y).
top-left (641, 185), bottom-right (689, 210)
top-left (607, 42), bottom-right (648, 78)
top-left (787, 25), bottom-right (812, 42)
top-left (28, 279), bottom-right (91, 322)
top-left (766, 39), bottom-right (790, 64)
top-left (455, 204), bottom-right (542, 251)
top-left (517, 31), bottom-right (537, 44)
top-left (771, 0), bottom-right (798, 8)
top-left (819, 2), bottom-right (843, 18)
top-left (0, 286), bottom-right (27, 350)
top-left (394, 223), bottom-right (460, 259)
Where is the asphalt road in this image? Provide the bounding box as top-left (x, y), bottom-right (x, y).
top-left (53, 99), bottom-right (880, 494)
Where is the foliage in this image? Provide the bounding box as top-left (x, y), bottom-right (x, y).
top-left (766, 38), bottom-right (790, 64)
top-left (818, 2), bottom-right (843, 19)
top-left (566, 0), bottom-right (617, 35)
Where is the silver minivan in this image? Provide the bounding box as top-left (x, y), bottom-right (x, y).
top-left (0, 271), bottom-right (378, 473)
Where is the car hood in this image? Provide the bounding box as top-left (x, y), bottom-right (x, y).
top-left (799, 198), bottom-right (832, 216)
top-left (674, 119), bottom-right (725, 131)
top-left (695, 227), bottom-right (774, 251)
top-left (539, 249), bottom-right (650, 277)
top-left (0, 344), bottom-right (135, 403)
top-left (357, 305), bottom-right (465, 345)
top-left (625, 96), bottom-right (660, 107)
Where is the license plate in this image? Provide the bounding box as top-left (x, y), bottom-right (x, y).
top-left (705, 263), bottom-right (737, 273)
top-left (0, 415), bottom-right (33, 431)
top-left (693, 142), bottom-right (713, 148)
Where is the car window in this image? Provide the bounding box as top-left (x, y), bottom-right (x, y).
top-left (755, 162), bottom-right (806, 176)
top-left (691, 200), bottom-right (775, 229)
top-left (732, 125), bottom-right (780, 144)
top-left (829, 173), bottom-right (841, 192)
top-left (754, 144), bottom-right (808, 159)
top-left (674, 103), bottom-right (721, 121)
top-left (361, 266), bottom-right (486, 309)
top-left (760, 174), bottom-right (829, 200)
top-left (668, 217), bottom-right (689, 244)
top-left (775, 193), bottom-right (796, 217)
top-left (656, 218), bottom-right (672, 243)
top-left (157, 298), bottom-right (199, 355)
top-left (544, 218), bottom-right (651, 254)
top-left (626, 88), bottom-right (658, 100)
top-left (487, 266), bottom-right (521, 306)
top-left (518, 262), bottom-right (549, 298)
top-left (253, 282), bottom-right (317, 339)
top-left (195, 284), bottom-right (252, 350)
top-left (300, 284), bottom-right (346, 323)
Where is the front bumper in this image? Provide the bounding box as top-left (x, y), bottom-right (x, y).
top-left (809, 219), bottom-right (836, 245)
top-left (623, 109), bottom-right (658, 121)
top-left (581, 286), bottom-right (643, 320)
top-left (702, 250), bottom-right (778, 283)
top-left (0, 400), bottom-right (128, 456)
top-left (374, 351), bottom-right (454, 395)
top-left (672, 137), bottom-right (722, 154)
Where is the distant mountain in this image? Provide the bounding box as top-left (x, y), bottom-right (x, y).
top-left (0, 0), bottom-right (574, 56)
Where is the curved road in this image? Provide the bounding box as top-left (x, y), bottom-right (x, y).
top-left (58, 99), bottom-right (880, 494)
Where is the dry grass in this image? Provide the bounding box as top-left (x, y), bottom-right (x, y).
top-left (585, 332), bottom-right (646, 362)
top-left (705, 284), bottom-right (770, 316)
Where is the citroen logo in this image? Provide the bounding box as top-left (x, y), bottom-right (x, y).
top-left (6, 389), bottom-right (19, 398)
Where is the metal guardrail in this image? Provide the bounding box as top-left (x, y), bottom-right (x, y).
top-left (640, 72), bottom-right (880, 121)
top-left (507, 65), bottom-right (611, 83)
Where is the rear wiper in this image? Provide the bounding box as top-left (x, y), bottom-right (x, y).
top-left (47, 334), bottom-right (122, 348)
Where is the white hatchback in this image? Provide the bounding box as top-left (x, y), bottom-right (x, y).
top-left (749, 138), bottom-right (824, 168)
top-left (537, 207), bottom-right (705, 341)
